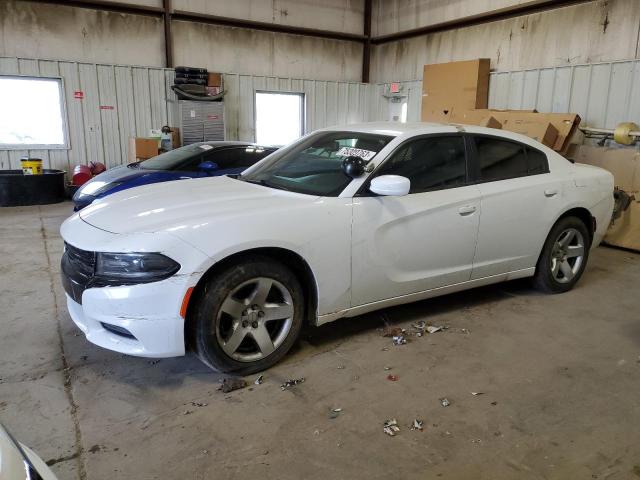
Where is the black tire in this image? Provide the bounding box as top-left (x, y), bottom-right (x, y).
top-left (533, 216), bottom-right (591, 294)
top-left (189, 255), bottom-right (304, 375)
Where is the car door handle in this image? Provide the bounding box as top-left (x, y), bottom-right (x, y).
top-left (544, 189), bottom-right (558, 197)
top-left (458, 205), bottom-right (477, 216)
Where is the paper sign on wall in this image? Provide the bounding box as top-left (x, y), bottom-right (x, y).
top-left (74, 91), bottom-right (84, 99)
top-left (336, 147), bottom-right (376, 161)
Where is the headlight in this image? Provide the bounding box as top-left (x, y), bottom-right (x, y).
top-left (93, 252), bottom-right (180, 286)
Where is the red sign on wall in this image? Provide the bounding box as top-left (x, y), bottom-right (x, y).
top-left (74, 91), bottom-right (84, 99)
top-left (99, 105), bottom-right (114, 110)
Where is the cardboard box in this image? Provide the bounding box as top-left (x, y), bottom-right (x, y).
top-left (421, 59), bottom-right (490, 121)
top-left (438, 109), bottom-right (580, 152)
top-left (207, 72), bottom-right (222, 87)
top-left (128, 137), bottom-right (159, 164)
top-left (571, 145), bottom-right (640, 192)
top-left (606, 198), bottom-right (640, 251)
top-left (501, 120), bottom-right (559, 148)
top-left (570, 145), bottom-right (640, 251)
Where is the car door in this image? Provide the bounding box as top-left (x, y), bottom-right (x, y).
top-left (468, 134), bottom-right (563, 279)
top-left (351, 134), bottom-right (482, 307)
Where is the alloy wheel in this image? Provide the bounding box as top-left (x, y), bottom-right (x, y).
top-left (216, 277), bottom-right (294, 362)
top-left (550, 227), bottom-right (585, 284)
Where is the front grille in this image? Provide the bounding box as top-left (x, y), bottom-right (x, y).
top-left (61, 242), bottom-right (96, 304)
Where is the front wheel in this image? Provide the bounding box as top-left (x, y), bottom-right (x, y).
top-left (189, 255), bottom-right (304, 375)
top-left (533, 216), bottom-right (591, 293)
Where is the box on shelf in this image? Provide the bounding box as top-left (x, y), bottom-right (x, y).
top-left (128, 137), bottom-right (159, 164)
top-left (207, 72), bottom-right (222, 87)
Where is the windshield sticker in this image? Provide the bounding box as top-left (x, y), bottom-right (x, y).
top-left (199, 144), bottom-right (213, 151)
top-left (336, 147), bottom-right (377, 161)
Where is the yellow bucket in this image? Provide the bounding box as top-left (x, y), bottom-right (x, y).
top-left (21, 158), bottom-right (43, 175)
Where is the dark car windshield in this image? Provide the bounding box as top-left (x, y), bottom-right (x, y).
top-left (239, 131), bottom-right (393, 196)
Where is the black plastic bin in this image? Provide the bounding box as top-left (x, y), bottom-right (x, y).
top-left (0, 169), bottom-right (66, 207)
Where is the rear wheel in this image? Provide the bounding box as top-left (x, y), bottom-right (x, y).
top-left (533, 216), bottom-right (591, 293)
top-left (190, 255), bottom-right (304, 375)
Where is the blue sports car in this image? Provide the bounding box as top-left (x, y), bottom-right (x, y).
top-left (72, 141), bottom-right (277, 210)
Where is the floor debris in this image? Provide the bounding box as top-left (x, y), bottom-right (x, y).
top-left (384, 366), bottom-right (392, 371)
top-left (219, 377), bottom-right (247, 393)
top-left (392, 335), bottom-right (407, 345)
top-left (382, 326), bottom-right (404, 337)
top-left (254, 374), bottom-right (264, 385)
top-left (328, 408), bottom-right (342, 419)
top-left (337, 365), bottom-right (346, 369)
top-left (190, 401), bottom-right (208, 407)
top-left (386, 374), bottom-right (399, 381)
top-left (383, 419), bottom-right (400, 436)
top-left (471, 392), bottom-right (484, 396)
top-left (410, 419), bottom-right (424, 431)
top-left (281, 377), bottom-right (305, 391)
top-left (427, 325), bottom-right (445, 334)
top-left (440, 397), bottom-right (451, 407)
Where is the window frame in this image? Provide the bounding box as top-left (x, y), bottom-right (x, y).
top-left (254, 90), bottom-right (306, 145)
top-left (356, 133), bottom-right (471, 197)
top-left (466, 133), bottom-right (550, 184)
top-left (0, 74), bottom-right (70, 150)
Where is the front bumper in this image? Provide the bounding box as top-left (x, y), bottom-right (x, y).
top-left (60, 214), bottom-right (211, 358)
top-left (65, 277), bottom-right (187, 357)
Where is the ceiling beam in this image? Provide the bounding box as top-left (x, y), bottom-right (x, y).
top-left (171, 10), bottom-right (367, 43)
top-left (371, 0), bottom-right (598, 44)
top-left (361, 0), bottom-right (372, 83)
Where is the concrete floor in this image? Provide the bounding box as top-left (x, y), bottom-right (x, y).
top-left (1, 202), bottom-right (640, 480)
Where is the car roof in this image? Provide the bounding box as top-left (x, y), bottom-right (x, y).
top-left (316, 121), bottom-right (556, 152)
top-left (194, 141), bottom-right (277, 149)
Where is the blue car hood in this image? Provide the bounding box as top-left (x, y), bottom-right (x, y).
top-left (74, 165), bottom-right (183, 199)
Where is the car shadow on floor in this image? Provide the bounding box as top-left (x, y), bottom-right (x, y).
top-left (296, 277), bottom-right (540, 352)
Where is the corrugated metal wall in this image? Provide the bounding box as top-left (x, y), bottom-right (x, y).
top-left (488, 59), bottom-right (640, 129)
top-left (222, 73), bottom-right (381, 142)
top-left (0, 56), bottom-right (383, 173)
top-left (0, 57), bottom-right (176, 172)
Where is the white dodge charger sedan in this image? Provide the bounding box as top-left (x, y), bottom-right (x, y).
top-left (60, 122), bottom-right (614, 374)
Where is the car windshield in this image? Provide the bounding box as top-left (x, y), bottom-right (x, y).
top-left (239, 131), bottom-right (393, 196)
top-left (138, 144), bottom-right (216, 170)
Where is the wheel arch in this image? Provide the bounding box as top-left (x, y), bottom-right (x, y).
top-left (184, 247), bottom-right (319, 342)
top-left (555, 206), bottom-right (595, 245)
top-left (535, 205), bottom-right (595, 270)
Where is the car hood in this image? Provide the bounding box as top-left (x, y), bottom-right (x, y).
top-left (74, 165), bottom-right (166, 196)
top-left (78, 175), bottom-right (319, 235)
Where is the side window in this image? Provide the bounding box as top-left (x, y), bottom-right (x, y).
top-left (526, 147), bottom-right (549, 175)
top-left (374, 136), bottom-right (467, 194)
top-left (474, 136), bottom-right (528, 182)
top-left (178, 153), bottom-right (205, 172)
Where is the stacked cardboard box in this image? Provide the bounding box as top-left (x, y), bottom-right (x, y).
top-left (421, 59), bottom-right (490, 122)
top-left (571, 145), bottom-right (640, 251)
top-left (420, 59), bottom-right (581, 153)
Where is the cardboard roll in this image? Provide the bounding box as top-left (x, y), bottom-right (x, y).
top-left (613, 122), bottom-right (639, 145)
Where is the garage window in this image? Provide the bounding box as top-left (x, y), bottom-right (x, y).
top-left (0, 76), bottom-right (67, 149)
top-left (255, 91), bottom-right (304, 146)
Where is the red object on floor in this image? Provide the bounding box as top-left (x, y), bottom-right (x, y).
top-left (90, 161), bottom-right (106, 175)
top-left (72, 165), bottom-right (92, 186)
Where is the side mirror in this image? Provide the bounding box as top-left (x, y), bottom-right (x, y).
top-left (198, 161), bottom-right (219, 173)
top-left (369, 175), bottom-right (410, 196)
